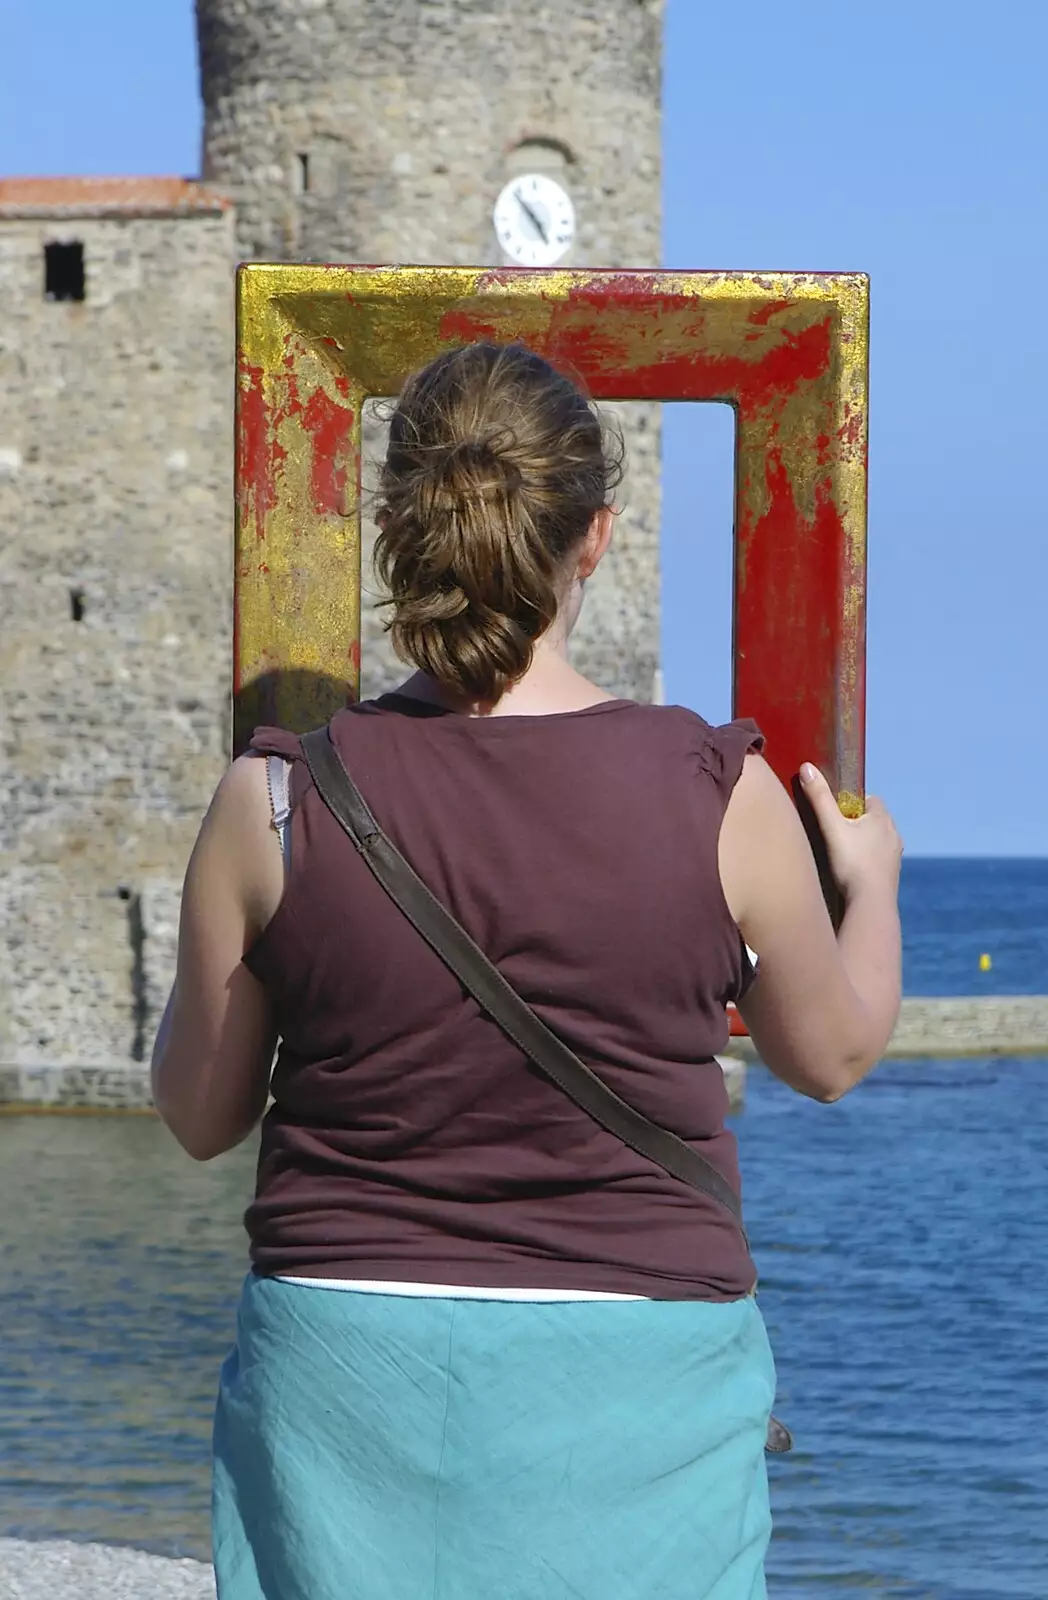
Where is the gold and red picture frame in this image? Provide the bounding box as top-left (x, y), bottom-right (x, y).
top-left (234, 265), bottom-right (868, 812)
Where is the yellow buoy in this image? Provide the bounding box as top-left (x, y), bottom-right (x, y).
top-left (979, 953), bottom-right (992, 972)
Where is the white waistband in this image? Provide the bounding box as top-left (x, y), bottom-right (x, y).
top-left (275, 1275), bottom-right (647, 1302)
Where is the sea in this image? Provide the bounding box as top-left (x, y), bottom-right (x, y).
top-left (1, 858), bottom-right (1046, 1597)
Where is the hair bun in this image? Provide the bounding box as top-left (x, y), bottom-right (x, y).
top-left (430, 435), bottom-right (523, 501)
top-left (376, 341), bottom-right (622, 705)
top-left (423, 584), bottom-right (470, 620)
top-left (446, 438), bottom-right (500, 472)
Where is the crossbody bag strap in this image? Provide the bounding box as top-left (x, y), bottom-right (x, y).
top-left (301, 725), bottom-right (746, 1238)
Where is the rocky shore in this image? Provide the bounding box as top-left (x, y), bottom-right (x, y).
top-left (0, 1540), bottom-right (214, 1600)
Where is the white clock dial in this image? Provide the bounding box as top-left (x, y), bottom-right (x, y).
top-left (493, 173), bottom-right (576, 267)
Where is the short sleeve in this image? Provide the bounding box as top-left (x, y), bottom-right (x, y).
top-left (698, 718), bottom-right (764, 798)
top-left (247, 725), bottom-right (317, 818)
top-left (696, 720), bottom-right (765, 1001)
top-left (248, 725), bottom-right (307, 763)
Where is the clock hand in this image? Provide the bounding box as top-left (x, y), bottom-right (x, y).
top-left (514, 189), bottom-right (548, 244)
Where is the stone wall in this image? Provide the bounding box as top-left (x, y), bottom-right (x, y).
top-left (0, 203), bottom-right (235, 1066)
top-left (199, 0), bottom-right (664, 700)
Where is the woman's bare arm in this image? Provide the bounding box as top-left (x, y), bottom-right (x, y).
top-left (151, 756), bottom-right (283, 1160)
top-left (719, 755), bottom-right (903, 1102)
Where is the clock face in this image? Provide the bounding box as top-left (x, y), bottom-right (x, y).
top-left (493, 173), bottom-right (576, 267)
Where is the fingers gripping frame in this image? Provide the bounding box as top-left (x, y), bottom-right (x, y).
top-left (234, 265), bottom-right (868, 811)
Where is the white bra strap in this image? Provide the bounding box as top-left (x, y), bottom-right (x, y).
top-left (265, 754), bottom-right (293, 870)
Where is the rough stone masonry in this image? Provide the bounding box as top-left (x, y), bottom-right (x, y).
top-left (0, 1), bottom-right (664, 1087)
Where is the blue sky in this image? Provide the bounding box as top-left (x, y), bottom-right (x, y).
top-left (3, 1), bottom-right (1045, 853)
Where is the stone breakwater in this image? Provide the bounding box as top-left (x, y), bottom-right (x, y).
top-left (1, 1001), bottom-right (1044, 1117)
top-left (0, 1058), bottom-right (749, 1114)
top-left (723, 997), bottom-right (1048, 1064)
top-left (886, 996), bottom-right (1048, 1056)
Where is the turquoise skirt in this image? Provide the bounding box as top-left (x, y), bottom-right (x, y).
top-left (212, 1274), bottom-right (775, 1599)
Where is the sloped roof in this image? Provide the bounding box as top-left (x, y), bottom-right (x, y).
top-left (0, 177), bottom-right (232, 218)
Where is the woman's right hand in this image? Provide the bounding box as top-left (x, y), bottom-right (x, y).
top-left (720, 752), bottom-right (903, 1102)
top-left (798, 762), bottom-right (904, 902)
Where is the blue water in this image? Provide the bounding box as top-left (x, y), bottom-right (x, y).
top-left (0, 859), bottom-right (1045, 1594)
top-left (748, 1059), bottom-right (1047, 1598)
top-left (901, 858), bottom-right (1048, 996)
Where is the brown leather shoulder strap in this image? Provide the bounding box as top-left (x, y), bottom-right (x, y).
top-left (301, 725), bottom-right (747, 1237)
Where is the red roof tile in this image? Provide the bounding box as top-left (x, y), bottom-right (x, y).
top-left (0, 177), bottom-right (232, 217)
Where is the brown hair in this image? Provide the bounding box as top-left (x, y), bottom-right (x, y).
top-left (375, 341), bottom-right (622, 704)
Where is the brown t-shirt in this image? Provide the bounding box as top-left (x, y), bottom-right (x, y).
top-left (243, 694), bottom-right (763, 1300)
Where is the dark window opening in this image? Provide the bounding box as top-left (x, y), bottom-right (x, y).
top-left (297, 152), bottom-right (310, 194)
top-left (45, 241), bottom-right (85, 302)
top-left (116, 886), bottom-right (132, 902)
top-left (69, 586), bottom-right (85, 621)
top-left (127, 890), bottom-right (147, 1060)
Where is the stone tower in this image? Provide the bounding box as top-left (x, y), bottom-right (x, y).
top-left (197, 0), bottom-right (664, 701)
top-left (0, 3), bottom-right (663, 1096)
